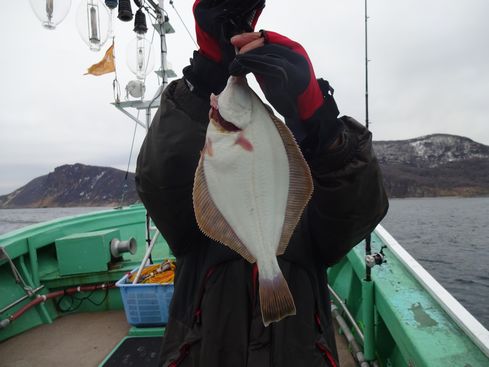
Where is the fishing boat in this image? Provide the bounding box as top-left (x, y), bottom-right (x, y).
top-left (2, 1), bottom-right (489, 366)
top-left (1, 205), bottom-right (488, 366)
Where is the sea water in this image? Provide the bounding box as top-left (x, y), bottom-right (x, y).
top-left (381, 197), bottom-right (489, 330)
top-left (0, 207), bottom-right (111, 235)
top-left (0, 198), bottom-right (488, 329)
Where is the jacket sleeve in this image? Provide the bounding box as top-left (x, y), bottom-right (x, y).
top-left (305, 116), bottom-right (389, 266)
top-left (135, 79), bottom-right (210, 256)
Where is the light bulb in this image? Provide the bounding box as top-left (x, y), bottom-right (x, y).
top-left (76, 0), bottom-right (111, 51)
top-left (126, 80), bottom-right (146, 99)
top-left (126, 34), bottom-right (155, 80)
top-left (29, 0), bottom-right (72, 30)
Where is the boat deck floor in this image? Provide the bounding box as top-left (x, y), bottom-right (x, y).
top-left (0, 311), bottom-right (356, 366)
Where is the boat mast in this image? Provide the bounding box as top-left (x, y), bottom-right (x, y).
top-left (159, 0), bottom-right (169, 91)
top-left (112, 0), bottom-right (176, 131)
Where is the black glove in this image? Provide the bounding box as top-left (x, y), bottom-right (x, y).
top-left (183, 0), bottom-right (265, 98)
top-left (229, 31), bottom-right (343, 159)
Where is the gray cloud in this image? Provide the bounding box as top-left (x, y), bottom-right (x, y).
top-left (1, 0), bottom-right (488, 194)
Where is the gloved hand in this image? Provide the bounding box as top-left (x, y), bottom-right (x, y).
top-left (229, 31), bottom-right (343, 158)
top-left (183, 0), bottom-right (265, 98)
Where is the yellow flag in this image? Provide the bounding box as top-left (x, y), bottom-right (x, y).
top-left (85, 43), bottom-right (116, 76)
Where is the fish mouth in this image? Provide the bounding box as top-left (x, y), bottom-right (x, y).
top-left (210, 107), bottom-right (242, 132)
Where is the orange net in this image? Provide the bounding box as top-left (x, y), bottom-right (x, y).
top-left (128, 259), bottom-right (176, 285)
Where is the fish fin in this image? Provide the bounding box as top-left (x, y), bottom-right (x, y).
top-left (193, 161), bottom-right (257, 263)
top-left (259, 271), bottom-right (296, 327)
top-left (269, 112), bottom-right (314, 255)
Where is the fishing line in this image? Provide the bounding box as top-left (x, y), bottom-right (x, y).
top-left (118, 5), bottom-right (158, 206)
top-left (169, 0), bottom-right (198, 47)
top-left (119, 109), bottom-right (140, 207)
top-left (125, 113), bottom-right (139, 177)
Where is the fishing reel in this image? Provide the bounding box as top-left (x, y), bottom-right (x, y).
top-left (365, 245), bottom-right (387, 268)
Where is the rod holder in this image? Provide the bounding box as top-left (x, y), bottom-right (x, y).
top-left (362, 279), bottom-right (375, 361)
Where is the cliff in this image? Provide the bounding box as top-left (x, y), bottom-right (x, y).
top-left (0, 164), bottom-right (139, 208)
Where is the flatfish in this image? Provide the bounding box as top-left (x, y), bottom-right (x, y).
top-left (193, 76), bottom-right (313, 326)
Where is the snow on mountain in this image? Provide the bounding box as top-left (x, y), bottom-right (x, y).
top-left (374, 134), bottom-right (489, 168)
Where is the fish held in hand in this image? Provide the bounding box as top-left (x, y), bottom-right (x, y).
top-left (193, 76), bottom-right (313, 326)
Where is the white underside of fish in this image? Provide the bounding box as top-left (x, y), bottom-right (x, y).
top-left (193, 76), bottom-right (313, 326)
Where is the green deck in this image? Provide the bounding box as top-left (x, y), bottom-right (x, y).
top-left (0, 205), bottom-right (170, 341)
top-left (1, 204), bottom-right (488, 366)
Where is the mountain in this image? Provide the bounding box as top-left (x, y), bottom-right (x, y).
top-left (0, 164), bottom-right (139, 209)
top-left (0, 134), bottom-right (487, 208)
top-left (373, 134), bottom-right (489, 198)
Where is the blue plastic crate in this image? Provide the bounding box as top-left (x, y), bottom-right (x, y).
top-left (116, 269), bottom-right (174, 327)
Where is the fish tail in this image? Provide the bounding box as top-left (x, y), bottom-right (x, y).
top-left (258, 262), bottom-right (296, 327)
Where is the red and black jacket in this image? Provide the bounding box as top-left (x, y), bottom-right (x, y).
top-left (135, 78), bottom-right (388, 366)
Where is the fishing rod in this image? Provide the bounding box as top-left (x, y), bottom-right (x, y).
top-left (364, 0), bottom-right (372, 283)
top-left (362, 0), bottom-right (375, 363)
top-left (329, 6), bottom-right (385, 363)
top-left (363, 0), bottom-right (386, 284)
top-left (361, 1), bottom-right (388, 363)
top-left (365, 0), bottom-right (370, 131)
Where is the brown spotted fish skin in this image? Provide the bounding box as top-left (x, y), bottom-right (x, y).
top-left (193, 76), bottom-right (313, 326)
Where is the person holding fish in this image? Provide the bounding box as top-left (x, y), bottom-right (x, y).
top-left (135, 0), bottom-right (389, 366)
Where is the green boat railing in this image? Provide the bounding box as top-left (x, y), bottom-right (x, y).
top-left (328, 225), bottom-right (489, 366)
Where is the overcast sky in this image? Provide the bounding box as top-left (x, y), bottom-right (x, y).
top-left (1, 0), bottom-right (488, 195)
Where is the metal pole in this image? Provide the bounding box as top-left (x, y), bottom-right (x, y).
top-left (331, 305), bottom-right (370, 367)
top-left (145, 0), bottom-right (168, 128)
top-left (328, 285), bottom-right (365, 343)
top-left (0, 286), bottom-right (45, 314)
top-left (158, 0), bottom-right (168, 91)
top-left (114, 104), bottom-right (147, 129)
top-left (134, 0), bottom-right (167, 273)
top-left (132, 231), bottom-right (160, 284)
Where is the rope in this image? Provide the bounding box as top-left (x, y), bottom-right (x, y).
top-left (128, 259), bottom-right (176, 284)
